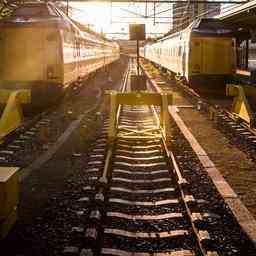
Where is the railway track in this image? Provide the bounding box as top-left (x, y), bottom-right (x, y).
top-left (98, 104), bottom-right (217, 256)
top-left (0, 61), bottom-right (124, 167)
top-left (67, 62), bottom-right (256, 256)
top-left (140, 59), bottom-right (256, 161)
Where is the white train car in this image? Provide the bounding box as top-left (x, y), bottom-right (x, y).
top-left (142, 19), bottom-right (235, 94)
top-left (0, 2), bottom-right (120, 106)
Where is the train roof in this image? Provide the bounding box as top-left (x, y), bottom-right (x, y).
top-left (157, 18), bottom-right (234, 43)
top-left (2, 2), bottom-right (57, 19)
top-left (0, 2), bottom-right (65, 26)
top-left (0, 2), bottom-right (117, 46)
top-left (191, 18), bottom-right (234, 35)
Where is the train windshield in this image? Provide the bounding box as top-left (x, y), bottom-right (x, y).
top-left (192, 18), bottom-right (233, 35)
top-left (13, 5), bottom-right (55, 17)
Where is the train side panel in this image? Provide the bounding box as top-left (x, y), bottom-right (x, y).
top-left (0, 2), bottom-right (120, 107)
top-left (62, 32), bottom-right (120, 86)
top-left (144, 31), bottom-right (190, 78)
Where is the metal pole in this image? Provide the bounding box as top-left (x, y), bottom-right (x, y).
top-left (153, 2), bottom-right (155, 25)
top-left (145, 0), bottom-right (148, 17)
top-left (246, 39), bottom-right (249, 70)
top-left (110, 0), bottom-right (112, 24)
top-left (137, 40), bottom-right (140, 75)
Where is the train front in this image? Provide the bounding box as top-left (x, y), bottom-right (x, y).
top-left (0, 3), bottom-right (63, 107)
top-left (189, 19), bottom-right (236, 95)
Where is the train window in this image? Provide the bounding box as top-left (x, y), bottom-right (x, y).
top-left (63, 31), bottom-right (68, 43)
top-left (178, 46), bottom-right (182, 56)
top-left (47, 33), bottom-right (58, 42)
top-left (13, 5), bottom-right (51, 17)
top-left (64, 30), bottom-right (71, 44)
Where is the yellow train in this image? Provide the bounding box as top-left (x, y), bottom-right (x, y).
top-left (141, 18), bottom-right (236, 94)
top-left (0, 2), bottom-right (120, 106)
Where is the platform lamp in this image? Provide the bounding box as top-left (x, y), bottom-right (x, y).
top-left (129, 24), bottom-right (147, 91)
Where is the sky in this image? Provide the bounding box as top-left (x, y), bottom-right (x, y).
top-left (67, 1), bottom-right (242, 39)
top-left (68, 2), bottom-right (173, 39)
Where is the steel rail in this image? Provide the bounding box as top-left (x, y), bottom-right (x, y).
top-left (140, 59), bottom-right (256, 250)
top-left (93, 60), bottom-right (217, 255)
top-left (141, 59), bottom-right (256, 140)
top-left (96, 64), bottom-right (130, 190)
top-left (150, 99), bottom-right (212, 256)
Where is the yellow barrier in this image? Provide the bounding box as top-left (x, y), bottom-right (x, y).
top-left (226, 84), bottom-right (256, 127)
top-left (0, 89), bottom-right (31, 143)
top-left (107, 91), bottom-right (172, 143)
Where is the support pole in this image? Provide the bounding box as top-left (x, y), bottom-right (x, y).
top-left (66, 0), bottom-right (69, 16)
top-left (110, 0), bottom-right (112, 24)
top-left (137, 40), bottom-right (140, 75)
top-left (246, 39), bottom-right (249, 70)
top-left (161, 93), bottom-right (171, 139)
top-left (153, 2), bottom-right (156, 25)
top-left (108, 91), bottom-right (117, 143)
top-left (145, 0), bottom-right (148, 17)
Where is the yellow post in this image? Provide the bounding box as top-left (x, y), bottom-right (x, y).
top-left (209, 106), bottom-right (218, 122)
top-left (108, 91), bottom-right (117, 144)
top-left (226, 84), bottom-right (255, 126)
top-left (0, 89), bottom-right (30, 143)
top-left (161, 93), bottom-right (171, 140)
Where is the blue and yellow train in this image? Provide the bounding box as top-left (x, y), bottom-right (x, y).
top-left (141, 18), bottom-right (236, 94)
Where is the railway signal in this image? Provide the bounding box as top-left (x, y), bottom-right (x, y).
top-left (129, 23), bottom-right (145, 75)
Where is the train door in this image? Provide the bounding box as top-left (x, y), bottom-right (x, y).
top-left (237, 39), bottom-right (248, 70)
top-left (181, 42), bottom-right (186, 77)
top-left (189, 38), bottom-right (202, 75)
top-left (77, 38), bottom-right (81, 78)
top-left (46, 29), bottom-right (61, 81)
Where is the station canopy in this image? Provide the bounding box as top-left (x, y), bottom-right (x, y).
top-left (217, 0), bottom-right (256, 39)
